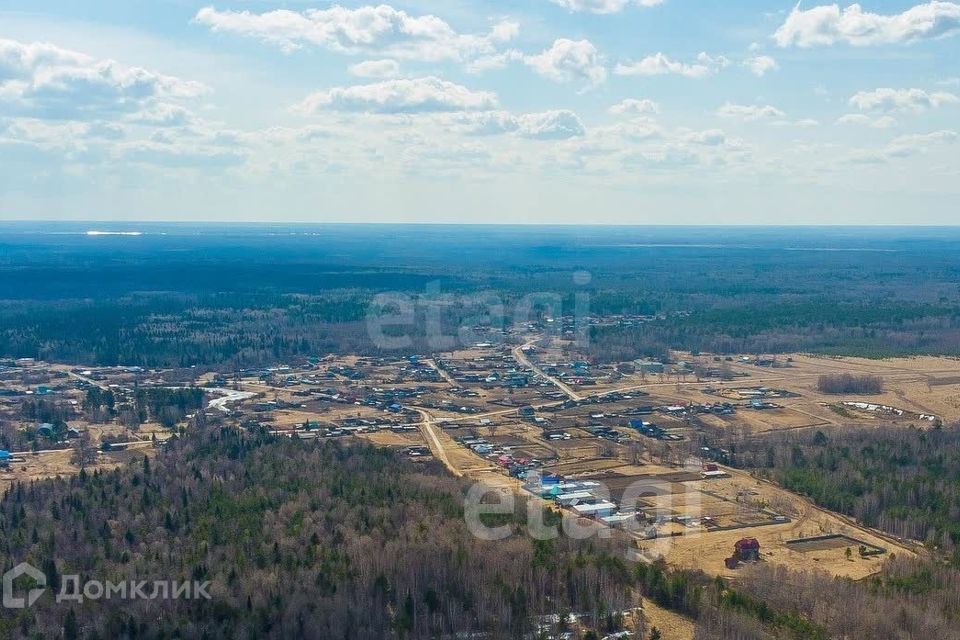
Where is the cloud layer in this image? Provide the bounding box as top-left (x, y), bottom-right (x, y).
top-left (194, 5), bottom-right (518, 62)
top-left (549, 0), bottom-right (664, 14)
top-left (0, 38), bottom-right (204, 120)
top-left (615, 52), bottom-right (728, 78)
top-left (524, 39), bottom-right (607, 87)
top-left (295, 76), bottom-right (499, 114)
top-left (717, 103), bottom-right (785, 121)
top-left (849, 87), bottom-right (959, 113)
top-left (774, 2), bottom-right (960, 47)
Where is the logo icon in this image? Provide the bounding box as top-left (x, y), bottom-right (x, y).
top-left (3, 562), bottom-right (47, 609)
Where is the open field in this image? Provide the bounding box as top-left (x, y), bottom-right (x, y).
top-left (640, 467), bottom-right (915, 581)
top-left (0, 441), bottom-right (154, 492)
top-left (786, 533), bottom-right (884, 554)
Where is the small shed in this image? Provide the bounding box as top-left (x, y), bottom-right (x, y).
top-left (0, 450), bottom-right (11, 467)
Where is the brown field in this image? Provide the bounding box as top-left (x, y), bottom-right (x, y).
top-left (719, 353), bottom-right (960, 423)
top-left (358, 431), bottom-right (425, 447)
top-left (641, 468), bottom-right (916, 581)
top-left (545, 457), bottom-right (630, 476)
top-left (0, 442), bottom-right (155, 493)
top-left (585, 351), bottom-right (960, 435)
top-left (786, 534), bottom-right (884, 554)
top-left (641, 597), bottom-right (696, 640)
top-left (719, 407), bottom-right (831, 433)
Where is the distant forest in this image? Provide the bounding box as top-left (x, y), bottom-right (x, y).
top-left (3, 225), bottom-right (960, 367)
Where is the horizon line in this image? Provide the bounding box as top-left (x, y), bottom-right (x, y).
top-left (3, 219), bottom-right (960, 229)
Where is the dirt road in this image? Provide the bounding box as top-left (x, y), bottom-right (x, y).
top-left (424, 358), bottom-right (459, 387)
top-left (513, 342), bottom-right (582, 401)
top-left (414, 409), bottom-right (462, 477)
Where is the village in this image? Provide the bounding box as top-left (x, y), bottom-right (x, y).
top-left (2, 321), bottom-right (957, 600)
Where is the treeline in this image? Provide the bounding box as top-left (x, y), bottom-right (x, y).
top-left (694, 558), bottom-right (960, 639)
top-left (0, 430), bottom-right (642, 639)
top-left (83, 387), bottom-right (204, 428)
top-left (134, 388), bottom-right (205, 428)
top-left (0, 293), bottom-right (372, 368)
top-left (718, 424), bottom-right (960, 562)
top-left (4, 421), bottom-right (959, 639)
top-left (20, 398), bottom-right (73, 425)
top-left (586, 302), bottom-right (960, 363)
top-left (5, 236), bottom-right (960, 367)
top-left (817, 373), bottom-right (883, 394)
top-left (639, 555), bottom-right (960, 640)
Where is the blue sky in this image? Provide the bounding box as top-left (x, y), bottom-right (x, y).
top-left (0, 1), bottom-right (958, 224)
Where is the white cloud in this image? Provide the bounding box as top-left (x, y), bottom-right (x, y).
top-left (517, 110), bottom-right (586, 139)
top-left (348, 59), bottom-right (401, 78)
top-left (549, 0), bottom-right (664, 14)
top-left (596, 119), bottom-right (663, 141)
top-left (682, 128), bottom-right (727, 146)
top-left (773, 118), bottom-right (820, 128)
top-left (744, 55), bottom-right (778, 77)
top-left (887, 129), bottom-right (957, 156)
top-left (0, 39), bottom-right (87, 78)
top-left (524, 39), bottom-right (607, 87)
top-left (457, 111), bottom-right (520, 135)
top-left (849, 87), bottom-right (959, 113)
top-left (193, 5), bottom-right (518, 64)
top-left (774, 2), bottom-right (960, 48)
top-left (717, 103), bottom-right (786, 121)
top-left (123, 142), bottom-right (245, 169)
top-left (85, 121), bottom-right (126, 140)
top-left (295, 76), bottom-right (498, 114)
top-left (609, 98), bottom-right (660, 116)
top-left (0, 38), bottom-right (205, 120)
top-left (458, 109), bottom-right (586, 140)
top-left (466, 50), bottom-right (523, 74)
top-left (127, 103), bottom-right (196, 127)
top-left (849, 129), bottom-right (957, 163)
top-left (614, 52), bottom-right (728, 78)
top-left (836, 113), bottom-right (897, 128)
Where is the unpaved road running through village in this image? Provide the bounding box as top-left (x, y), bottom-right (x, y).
top-left (414, 409), bottom-right (462, 477)
top-left (513, 342), bottom-right (582, 401)
top-left (424, 358), bottom-right (459, 386)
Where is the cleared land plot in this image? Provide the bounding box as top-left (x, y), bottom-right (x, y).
top-left (359, 431), bottom-right (426, 448)
top-left (647, 469), bottom-right (915, 581)
top-left (786, 534), bottom-right (884, 554)
top-left (485, 434), bottom-right (528, 447)
top-left (546, 458), bottom-right (628, 476)
top-left (727, 407), bottom-right (831, 433)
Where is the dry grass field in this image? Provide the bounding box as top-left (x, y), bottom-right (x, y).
top-left (644, 467), bottom-right (916, 581)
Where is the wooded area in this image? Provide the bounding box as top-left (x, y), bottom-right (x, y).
top-left (746, 425), bottom-right (960, 560)
top-left (816, 373), bottom-right (883, 395)
top-left (3, 226), bottom-right (960, 367)
top-left (0, 430), bottom-right (641, 639)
